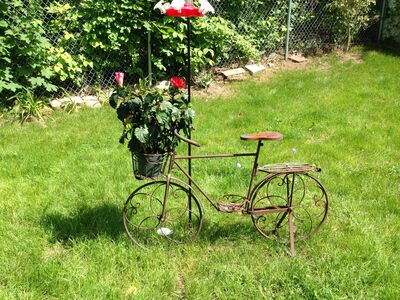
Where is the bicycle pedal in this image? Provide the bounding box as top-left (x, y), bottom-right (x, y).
top-left (217, 202), bottom-right (244, 213)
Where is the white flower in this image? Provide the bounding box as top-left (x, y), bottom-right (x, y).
top-left (199, 0), bottom-right (215, 14)
top-left (154, 0), bottom-right (166, 13)
top-left (171, 0), bottom-right (185, 11)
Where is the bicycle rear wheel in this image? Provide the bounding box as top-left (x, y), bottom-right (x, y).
top-left (250, 173), bottom-right (328, 241)
top-left (122, 181), bottom-right (203, 248)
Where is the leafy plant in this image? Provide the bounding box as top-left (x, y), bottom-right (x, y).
top-left (329, 0), bottom-right (376, 51)
top-left (383, 0), bottom-right (400, 43)
top-left (194, 70), bottom-right (213, 89)
top-left (190, 17), bottom-right (260, 66)
top-left (7, 88), bottom-right (50, 123)
top-left (110, 76), bottom-right (195, 154)
top-left (0, 0), bottom-right (57, 101)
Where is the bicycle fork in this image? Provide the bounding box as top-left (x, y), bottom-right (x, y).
top-left (160, 154), bottom-right (175, 223)
top-left (159, 153), bottom-right (194, 230)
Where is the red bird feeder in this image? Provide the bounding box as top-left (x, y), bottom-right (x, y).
top-left (165, 3), bottom-right (203, 17)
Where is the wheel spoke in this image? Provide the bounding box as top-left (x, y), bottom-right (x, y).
top-left (122, 181), bottom-right (203, 248)
top-left (251, 173), bottom-right (328, 242)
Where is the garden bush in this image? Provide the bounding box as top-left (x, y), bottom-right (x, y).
top-left (328, 0), bottom-right (376, 50)
top-left (0, 0), bottom-right (57, 104)
top-left (383, 0), bottom-right (400, 42)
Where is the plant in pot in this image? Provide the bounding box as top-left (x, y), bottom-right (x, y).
top-left (110, 73), bottom-right (195, 179)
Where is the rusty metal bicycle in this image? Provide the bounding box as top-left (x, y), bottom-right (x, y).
top-left (122, 130), bottom-right (328, 255)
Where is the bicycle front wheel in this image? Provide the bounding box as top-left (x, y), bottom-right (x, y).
top-left (122, 181), bottom-right (203, 248)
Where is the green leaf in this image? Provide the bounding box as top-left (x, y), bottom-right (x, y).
top-left (185, 108), bottom-right (196, 119)
top-left (134, 127), bottom-right (149, 144)
top-left (160, 101), bottom-right (173, 111)
top-left (28, 77), bottom-right (46, 88)
top-left (41, 68), bottom-right (54, 79)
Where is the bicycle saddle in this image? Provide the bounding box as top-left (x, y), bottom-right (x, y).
top-left (240, 131), bottom-right (283, 141)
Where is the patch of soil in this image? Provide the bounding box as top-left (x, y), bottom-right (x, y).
top-left (335, 50), bottom-right (363, 64)
top-left (193, 76), bottom-right (239, 100)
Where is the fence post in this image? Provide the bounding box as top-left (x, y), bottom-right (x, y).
top-left (285, 0), bottom-right (293, 60)
top-left (378, 0), bottom-right (386, 41)
top-left (147, 31), bottom-right (153, 86)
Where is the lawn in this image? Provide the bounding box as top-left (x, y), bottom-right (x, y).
top-left (1, 47), bottom-right (399, 299)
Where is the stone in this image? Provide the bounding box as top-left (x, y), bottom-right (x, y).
top-left (50, 100), bottom-right (62, 109)
top-left (55, 96), bottom-right (84, 105)
top-left (245, 64), bottom-right (265, 75)
top-left (70, 96), bottom-right (84, 104)
top-left (288, 54), bottom-right (307, 63)
top-left (83, 95), bottom-right (98, 102)
top-left (221, 68), bottom-right (246, 78)
top-left (84, 101), bottom-right (101, 108)
top-left (56, 97), bottom-right (71, 103)
top-left (268, 53), bottom-right (284, 61)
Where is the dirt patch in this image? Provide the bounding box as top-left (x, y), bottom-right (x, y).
top-left (278, 58), bottom-right (310, 70)
top-left (336, 50), bottom-right (363, 64)
top-left (193, 77), bottom-right (239, 100)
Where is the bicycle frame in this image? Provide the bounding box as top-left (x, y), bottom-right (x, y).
top-left (160, 140), bottom-right (265, 219)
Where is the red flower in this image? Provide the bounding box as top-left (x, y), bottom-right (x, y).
top-left (115, 72), bottom-right (124, 87)
top-left (170, 77), bottom-right (186, 89)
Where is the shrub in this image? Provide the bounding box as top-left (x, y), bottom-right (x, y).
top-left (0, 0), bottom-right (57, 103)
top-left (329, 0), bottom-right (376, 51)
top-left (383, 0), bottom-right (400, 42)
top-left (6, 88), bottom-right (50, 123)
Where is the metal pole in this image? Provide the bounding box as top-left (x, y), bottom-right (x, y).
top-left (147, 31), bottom-right (153, 85)
top-left (285, 0), bottom-right (292, 60)
top-left (378, 0), bottom-right (386, 42)
top-left (187, 18), bottom-right (192, 223)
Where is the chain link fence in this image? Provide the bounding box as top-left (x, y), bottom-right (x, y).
top-left (3, 0), bottom-right (383, 97)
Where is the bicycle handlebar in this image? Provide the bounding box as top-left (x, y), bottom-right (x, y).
top-left (174, 129), bottom-right (201, 147)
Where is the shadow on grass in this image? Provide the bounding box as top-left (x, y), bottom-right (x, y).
top-left (198, 219), bottom-right (256, 243)
top-left (42, 203), bottom-right (124, 245)
top-left (362, 41), bottom-right (400, 57)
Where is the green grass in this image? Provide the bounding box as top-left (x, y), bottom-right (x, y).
top-left (1, 47), bottom-right (399, 299)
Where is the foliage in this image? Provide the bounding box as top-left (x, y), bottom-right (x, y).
top-left (329, 0), bottom-right (376, 50)
top-left (231, 0), bottom-right (287, 52)
top-left (44, 2), bottom-right (93, 85)
top-left (383, 0), bottom-right (400, 42)
top-left (150, 17), bottom-right (215, 77)
top-left (68, 0), bottom-right (150, 78)
top-left (194, 70), bottom-right (213, 89)
top-left (110, 78), bottom-right (195, 154)
top-left (193, 17), bottom-right (261, 65)
top-left (0, 0), bottom-right (57, 102)
top-left (43, 1), bottom-right (260, 82)
top-left (6, 87), bottom-right (50, 123)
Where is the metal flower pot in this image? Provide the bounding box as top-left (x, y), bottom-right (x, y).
top-left (132, 152), bottom-right (166, 180)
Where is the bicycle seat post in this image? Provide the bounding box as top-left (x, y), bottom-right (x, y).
top-left (240, 132), bottom-right (284, 209)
